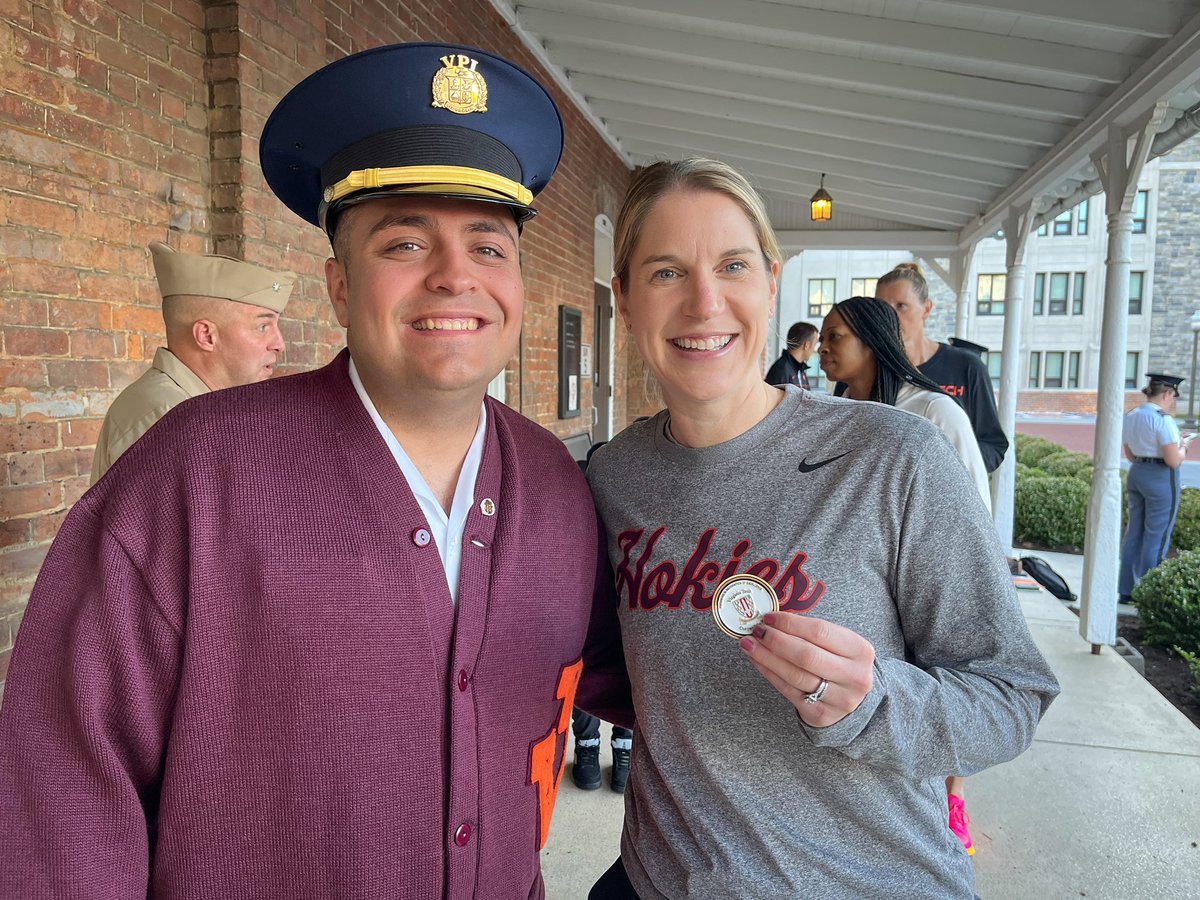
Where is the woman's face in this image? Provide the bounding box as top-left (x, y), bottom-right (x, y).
top-left (819, 308), bottom-right (875, 388)
top-left (875, 279), bottom-right (930, 345)
top-left (615, 188), bottom-right (778, 410)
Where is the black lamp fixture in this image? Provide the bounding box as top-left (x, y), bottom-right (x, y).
top-left (810, 173), bottom-right (832, 222)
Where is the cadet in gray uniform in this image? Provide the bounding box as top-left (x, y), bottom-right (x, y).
top-left (1119, 373), bottom-right (1193, 602)
top-left (90, 243), bottom-right (293, 482)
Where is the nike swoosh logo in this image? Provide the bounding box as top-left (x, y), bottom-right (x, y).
top-left (798, 451), bottom-right (853, 473)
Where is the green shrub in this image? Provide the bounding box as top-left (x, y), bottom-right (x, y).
top-left (1132, 550), bottom-right (1200, 656)
top-left (1014, 434), bottom-right (1065, 468)
top-left (1039, 451), bottom-right (1094, 481)
top-left (1172, 488), bottom-right (1200, 552)
top-left (1175, 648), bottom-right (1200, 696)
top-left (1013, 475), bottom-right (1089, 550)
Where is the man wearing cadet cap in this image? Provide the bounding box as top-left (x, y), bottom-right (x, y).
top-left (1119, 372), bottom-right (1195, 603)
top-left (0, 43), bottom-right (629, 900)
top-left (89, 242), bottom-right (293, 483)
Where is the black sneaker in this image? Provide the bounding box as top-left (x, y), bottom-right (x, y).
top-left (571, 742), bottom-right (602, 790)
top-left (610, 746), bottom-right (631, 794)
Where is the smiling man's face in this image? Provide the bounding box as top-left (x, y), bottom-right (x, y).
top-left (325, 196), bottom-right (524, 403)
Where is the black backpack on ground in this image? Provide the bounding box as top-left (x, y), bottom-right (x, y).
top-left (1020, 555), bottom-right (1076, 602)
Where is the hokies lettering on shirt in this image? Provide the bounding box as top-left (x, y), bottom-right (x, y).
top-left (348, 357), bottom-right (485, 604)
top-left (586, 387), bottom-right (1058, 900)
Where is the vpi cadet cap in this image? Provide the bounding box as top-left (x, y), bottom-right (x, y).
top-left (1147, 373), bottom-right (1185, 390)
top-left (149, 242), bottom-right (294, 314)
top-left (259, 43), bottom-right (564, 236)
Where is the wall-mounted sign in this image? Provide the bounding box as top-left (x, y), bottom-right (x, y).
top-left (558, 305), bottom-right (582, 419)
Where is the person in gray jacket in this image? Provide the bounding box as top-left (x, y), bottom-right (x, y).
top-left (583, 158), bottom-right (1059, 900)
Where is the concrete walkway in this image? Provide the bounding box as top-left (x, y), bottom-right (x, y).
top-left (541, 550), bottom-right (1200, 899)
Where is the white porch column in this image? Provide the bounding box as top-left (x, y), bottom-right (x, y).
top-left (1080, 108), bottom-right (1166, 649)
top-left (992, 204), bottom-right (1034, 550)
top-left (953, 245), bottom-right (977, 338)
top-left (916, 243), bottom-right (977, 338)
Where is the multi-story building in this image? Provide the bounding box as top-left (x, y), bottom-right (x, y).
top-left (775, 134), bottom-right (1200, 413)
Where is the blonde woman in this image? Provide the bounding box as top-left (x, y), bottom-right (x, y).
top-left (875, 262), bottom-right (1008, 473)
top-left (584, 159), bottom-right (1058, 899)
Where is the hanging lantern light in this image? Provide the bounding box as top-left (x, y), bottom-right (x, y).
top-left (810, 173), bottom-right (832, 222)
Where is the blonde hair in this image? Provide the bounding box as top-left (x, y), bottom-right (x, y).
top-left (877, 261), bottom-right (930, 304)
top-left (612, 158), bottom-right (781, 291)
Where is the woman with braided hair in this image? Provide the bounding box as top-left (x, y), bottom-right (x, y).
top-left (819, 295), bottom-right (990, 857)
top-left (819, 296), bottom-right (990, 513)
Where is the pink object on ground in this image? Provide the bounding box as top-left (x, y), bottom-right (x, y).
top-left (948, 793), bottom-right (976, 856)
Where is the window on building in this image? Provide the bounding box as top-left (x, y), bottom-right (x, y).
top-left (1036, 223), bottom-right (1048, 237)
top-left (1077, 198), bottom-right (1089, 235)
top-left (1028, 351), bottom-right (1041, 388)
top-left (808, 278), bottom-right (836, 317)
top-left (1048, 272), bottom-right (1069, 315)
top-left (850, 277), bottom-right (878, 297)
top-left (1125, 352), bottom-right (1140, 389)
top-left (1032, 273), bottom-right (1045, 316)
top-left (976, 274), bottom-right (1006, 316)
top-left (1044, 351), bottom-right (1065, 388)
top-left (1129, 271), bottom-right (1144, 315)
top-left (1132, 190), bottom-right (1148, 234)
top-left (1052, 209), bottom-right (1072, 236)
top-left (982, 350), bottom-right (1002, 391)
top-left (1072, 272), bottom-right (1085, 316)
top-left (1068, 351), bottom-right (1081, 389)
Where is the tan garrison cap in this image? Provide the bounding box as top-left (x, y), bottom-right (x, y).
top-left (149, 242), bottom-right (294, 314)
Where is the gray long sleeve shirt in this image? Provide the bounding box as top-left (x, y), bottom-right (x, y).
top-left (587, 386), bottom-right (1059, 899)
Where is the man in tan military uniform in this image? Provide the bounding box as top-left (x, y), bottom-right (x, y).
top-left (90, 242), bottom-right (295, 483)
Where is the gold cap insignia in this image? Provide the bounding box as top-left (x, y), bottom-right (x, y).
top-left (432, 54), bottom-right (488, 115)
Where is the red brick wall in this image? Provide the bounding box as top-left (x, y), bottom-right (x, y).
top-left (0, 1), bottom-right (647, 687)
top-left (1016, 390), bottom-right (1146, 415)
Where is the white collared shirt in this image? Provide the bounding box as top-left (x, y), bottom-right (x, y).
top-left (349, 357), bottom-right (486, 605)
top-left (1123, 401), bottom-right (1180, 458)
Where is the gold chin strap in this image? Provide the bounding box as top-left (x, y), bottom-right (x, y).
top-left (324, 165), bottom-right (533, 206)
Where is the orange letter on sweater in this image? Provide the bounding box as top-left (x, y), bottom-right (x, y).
top-left (528, 658), bottom-right (583, 849)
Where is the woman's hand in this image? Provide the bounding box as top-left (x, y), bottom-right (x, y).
top-left (740, 612), bottom-right (876, 727)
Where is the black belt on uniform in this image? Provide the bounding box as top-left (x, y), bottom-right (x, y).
top-left (1132, 456), bottom-right (1166, 464)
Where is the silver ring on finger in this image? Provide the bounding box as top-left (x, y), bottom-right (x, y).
top-left (803, 678), bottom-right (830, 704)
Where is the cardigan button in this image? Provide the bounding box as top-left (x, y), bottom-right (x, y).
top-left (411, 527), bottom-right (431, 547)
top-left (454, 823), bottom-right (471, 847)
top-left (458, 669), bottom-right (469, 692)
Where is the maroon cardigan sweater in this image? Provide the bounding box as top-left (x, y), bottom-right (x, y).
top-left (0, 352), bottom-right (628, 899)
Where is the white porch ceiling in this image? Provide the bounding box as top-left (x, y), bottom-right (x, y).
top-left (492, 0), bottom-right (1200, 249)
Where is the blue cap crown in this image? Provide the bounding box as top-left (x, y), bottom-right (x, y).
top-left (260, 43), bottom-right (564, 233)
